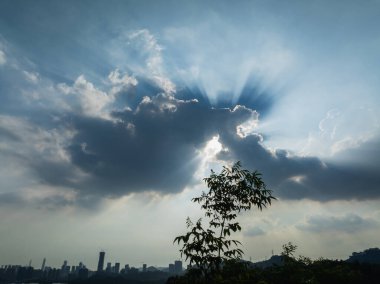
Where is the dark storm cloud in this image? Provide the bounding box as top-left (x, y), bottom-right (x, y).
top-left (218, 132), bottom-right (323, 189)
top-left (15, 86), bottom-right (379, 202)
top-left (0, 69), bottom-right (379, 204)
top-left (297, 214), bottom-right (378, 234)
top-left (279, 139), bottom-right (380, 201)
top-left (277, 160), bottom-right (380, 201)
top-left (33, 94), bottom-right (254, 197)
top-left (218, 130), bottom-right (380, 201)
top-left (0, 41), bottom-right (378, 203)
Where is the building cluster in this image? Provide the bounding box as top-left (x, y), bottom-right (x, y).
top-left (96, 251), bottom-right (182, 275)
top-left (0, 251), bottom-right (183, 283)
top-left (0, 259), bottom-right (89, 283)
top-left (96, 251), bottom-right (137, 274)
top-left (168, 260), bottom-right (183, 275)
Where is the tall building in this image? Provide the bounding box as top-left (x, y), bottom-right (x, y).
top-left (115, 262), bottom-right (120, 274)
top-left (169, 264), bottom-right (175, 274)
top-left (97, 251), bottom-right (105, 272)
top-left (174, 260), bottom-right (183, 274)
top-left (41, 258), bottom-right (46, 271)
top-left (106, 262), bottom-right (112, 273)
top-left (62, 260), bottom-right (68, 270)
top-left (142, 264), bottom-right (147, 272)
top-left (60, 260), bottom-right (69, 279)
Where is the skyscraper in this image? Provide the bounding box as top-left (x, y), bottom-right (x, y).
top-left (174, 261), bottom-right (182, 274)
top-left (41, 258), bottom-right (46, 271)
top-left (97, 251), bottom-right (105, 272)
top-left (115, 262), bottom-right (120, 274)
top-left (62, 260), bottom-right (68, 270)
top-left (169, 264), bottom-right (174, 274)
top-left (106, 262), bottom-right (112, 273)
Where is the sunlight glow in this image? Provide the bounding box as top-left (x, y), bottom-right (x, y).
top-left (288, 175), bottom-right (306, 184)
top-left (193, 135), bottom-right (224, 181)
top-left (204, 135), bottom-right (222, 158)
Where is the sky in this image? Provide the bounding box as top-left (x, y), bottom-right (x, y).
top-left (0, 0), bottom-right (380, 270)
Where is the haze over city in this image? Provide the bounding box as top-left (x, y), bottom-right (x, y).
top-left (0, 0), bottom-right (379, 270)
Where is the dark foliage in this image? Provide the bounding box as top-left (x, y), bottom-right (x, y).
top-left (174, 162), bottom-right (275, 280)
top-left (69, 272), bottom-right (168, 284)
top-left (167, 256), bottom-right (380, 284)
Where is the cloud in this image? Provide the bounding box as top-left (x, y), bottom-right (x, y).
top-left (50, 94), bottom-right (254, 198)
top-left (0, 27), bottom-right (378, 206)
top-left (0, 49), bottom-right (5, 65)
top-left (276, 137), bottom-right (380, 201)
top-left (297, 213), bottom-right (378, 234)
top-left (108, 69), bottom-right (137, 87)
top-left (244, 227), bottom-right (266, 237)
top-left (0, 125), bottom-right (21, 142)
top-left (0, 115), bottom-right (80, 194)
top-left (23, 70), bottom-right (39, 83)
top-left (0, 73), bottom-right (254, 204)
top-left (301, 107), bottom-right (380, 157)
top-left (56, 70), bottom-right (140, 119)
top-left (0, 192), bottom-right (25, 205)
top-left (0, 190), bottom-right (74, 211)
top-left (126, 29), bottom-right (175, 94)
top-left (1, 73), bottom-right (380, 206)
top-left (0, 87), bottom-right (258, 203)
top-left (57, 75), bottom-right (114, 118)
top-left (218, 124), bottom-right (380, 201)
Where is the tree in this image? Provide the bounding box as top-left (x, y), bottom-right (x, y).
top-left (282, 242), bottom-right (298, 259)
top-left (174, 161), bottom-right (275, 279)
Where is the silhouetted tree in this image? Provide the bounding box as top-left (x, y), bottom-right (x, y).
top-left (282, 242), bottom-right (298, 261)
top-left (174, 161), bottom-right (275, 280)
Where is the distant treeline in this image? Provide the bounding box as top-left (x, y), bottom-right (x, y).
top-left (69, 272), bottom-right (169, 284)
top-left (167, 257), bottom-right (380, 284)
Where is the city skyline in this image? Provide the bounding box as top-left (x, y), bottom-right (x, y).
top-left (2, 248), bottom-right (379, 283)
top-left (0, 0), bottom-right (379, 268)
top-left (1, 250), bottom-right (182, 273)
top-left (0, 249), bottom-right (183, 283)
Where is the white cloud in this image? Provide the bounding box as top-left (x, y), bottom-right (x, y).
top-left (58, 75), bottom-right (114, 118)
top-left (108, 68), bottom-right (138, 97)
top-left (0, 114), bottom-right (79, 202)
top-left (23, 70), bottom-right (39, 83)
top-left (128, 29), bottom-right (176, 94)
top-left (300, 106), bottom-right (379, 157)
top-left (108, 68), bottom-right (137, 86)
top-left (0, 115), bottom-right (74, 164)
top-left (74, 75), bottom-right (112, 117)
top-left (236, 110), bottom-right (259, 138)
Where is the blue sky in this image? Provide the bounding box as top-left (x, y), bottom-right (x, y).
top-left (0, 0), bottom-right (379, 269)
